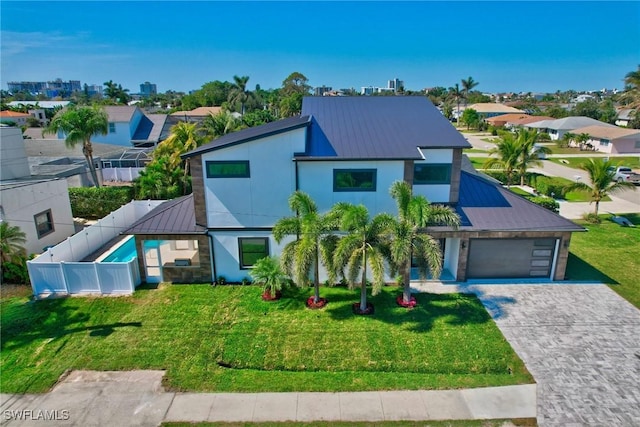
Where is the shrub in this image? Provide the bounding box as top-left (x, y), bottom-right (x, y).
top-left (1, 254), bottom-right (30, 284)
top-left (69, 186), bottom-right (134, 219)
top-left (538, 132), bottom-right (551, 141)
top-left (526, 196), bottom-right (560, 213)
top-left (532, 176), bottom-right (568, 198)
top-left (582, 212), bottom-right (601, 224)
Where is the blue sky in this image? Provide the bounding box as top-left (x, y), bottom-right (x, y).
top-left (2, 1), bottom-right (639, 94)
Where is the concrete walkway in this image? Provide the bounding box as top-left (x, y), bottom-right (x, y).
top-left (0, 371), bottom-right (536, 426)
top-left (413, 281), bottom-right (640, 427)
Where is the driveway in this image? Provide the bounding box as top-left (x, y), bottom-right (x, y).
top-left (417, 283), bottom-right (640, 426)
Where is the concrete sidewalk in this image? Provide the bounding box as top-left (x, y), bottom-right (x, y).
top-left (0, 370), bottom-right (536, 426)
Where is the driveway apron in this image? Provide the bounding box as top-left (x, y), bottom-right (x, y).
top-left (460, 283), bottom-right (640, 426)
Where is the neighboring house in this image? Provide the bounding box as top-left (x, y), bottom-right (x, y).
top-left (122, 97), bottom-right (583, 285)
top-left (7, 101), bottom-right (71, 110)
top-left (568, 125), bottom-right (640, 154)
top-left (507, 115), bottom-right (555, 129)
top-left (466, 103), bottom-right (525, 118)
top-left (85, 106), bottom-right (169, 148)
top-left (525, 116), bottom-right (617, 140)
top-left (0, 110), bottom-right (31, 126)
top-left (615, 108), bottom-right (636, 127)
top-left (0, 126), bottom-right (75, 254)
top-left (170, 106), bottom-right (223, 122)
top-left (485, 113), bottom-right (531, 128)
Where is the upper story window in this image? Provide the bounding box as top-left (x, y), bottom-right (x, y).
top-left (333, 169), bottom-right (377, 192)
top-left (34, 209), bottom-right (54, 238)
top-left (414, 164), bottom-right (451, 185)
top-left (206, 161), bottom-right (250, 178)
top-left (108, 122), bottom-right (116, 133)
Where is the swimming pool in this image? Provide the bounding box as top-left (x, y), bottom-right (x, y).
top-left (100, 236), bottom-right (137, 263)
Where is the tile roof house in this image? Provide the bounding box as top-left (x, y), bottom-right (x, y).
top-left (466, 103), bottom-right (525, 118)
top-left (485, 113), bottom-right (532, 128)
top-left (568, 125), bottom-right (640, 154)
top-left (125, 97), bottom-right (583, 284)
top-left (0, 110), bottom-right (31, 126)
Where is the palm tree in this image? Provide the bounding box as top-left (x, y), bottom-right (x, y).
top-left (514, 128), bottom-right (551, 186)
top-left (273, 191), bottom-right (339, 305)
top-left (621, 65), bottom-right (640, 108)
top-left (250, 256), bottom-right (290, 299)
top-left (448, 84), bottom-right (464, 124)
top-left (103, 80), bottom-right (130, 104)
top-left (483, 133), bottom-right (521, 186)
top-left (332, 203), bottom-right (394, 313)
top-left (0, 222), bottom-right (27, 263)
top-left (576, 132), bottom-right (592, 151)
top-left (567, 159), bottom-right (636, 216)
top-left (559, 131), bottom-right (576, 148)
top-left (44, 105), bottom-right (108, 187)
top-left (201, 111), bottom-right (242, 139)
top-left (155, 122), bottom-right (205, 193)
top-left (388, 181), bottom-right (460, 304)
top-left (228, 75), bottom-right (252, 115)
top-left (461, 76), bottom-right (479, 106)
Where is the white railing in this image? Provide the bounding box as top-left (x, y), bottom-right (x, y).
top-left (27, 200), bottom-right (163, 296)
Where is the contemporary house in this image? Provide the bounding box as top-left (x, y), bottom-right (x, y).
top-left (124, 97), bottom-right (582, 285)
top-left (568, 125), bottom-right (640, 154)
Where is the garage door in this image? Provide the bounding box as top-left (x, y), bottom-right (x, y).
top-left (467, 238), bottom-right (557, 279)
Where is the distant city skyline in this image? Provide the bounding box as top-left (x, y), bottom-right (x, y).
top-left (1, 1), bottom-right (638, 95)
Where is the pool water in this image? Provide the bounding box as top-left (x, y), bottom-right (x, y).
top-left (101, 237), bottom-right (137, 262)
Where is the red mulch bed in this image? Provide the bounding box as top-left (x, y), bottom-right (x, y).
top-left (352, 302), bottom-right (375, 315)
top-left (306, 296), bottom-right (328, 309)
top-left (396, 295), bottom-right (417, 308)
top-left (261, 291), bottom-right (282, 301)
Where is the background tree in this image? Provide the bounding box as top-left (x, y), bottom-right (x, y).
top-left (448, 83), bottom-right (464, 123)
top-left (273, 191), bottom-right (339, 305)
top-left (483, 133), bottom-right (521, 186)
top-left (576, 132), bottom-right (592, 151)
top-left (332, 203), bottom-right (393, 313)
top-left (279, 72), bottom-right (311, 116)
top-left (558, 131), bottom-right (576, 148)
top-left (567, 159), bottom-right (636, 217)
top-left (514, 128), bottom-right (551, 186)
top-left (620, 65), bottom-right (640, 108)
top-left (103, 80), bottom-right (130, 104)
top-left (461, 108), bottom-right (480, 130)
top-left (201, 111), bottom-right (242, 139)
top-left (228, 75), bottom-right (257, 115)
top-left (181, 80), bottom-right (233, 109)
top-left (388, 181), bottom-right (460, 304)
top-left (45, 105), bottom-right (108, 187)
top-left (461, 76), bottom-right (479, 106)
top-left (543, 105), bottom-right (569, 119)
top-left (0, 222), bottom-right (26, 264)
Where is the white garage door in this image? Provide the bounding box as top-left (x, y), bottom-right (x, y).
top-left (467, 238), bottom-right (557, 279)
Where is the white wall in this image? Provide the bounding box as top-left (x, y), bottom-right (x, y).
top-left (1, 179), bottom-right (75, 254)
top-left (0, 127), bottom-right (31, 180)
top-left (298, 160), bottom-right (403, 215)
top-left (443, 238), bottom-right (460, 280)
top-left (201, 128), bottom-right (306, 228)
top-left (92, 122), bottom-right (133, 146)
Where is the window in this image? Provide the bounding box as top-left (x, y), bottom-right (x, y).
top-left (206, 161), bottom-right (250, 178)
top-left (238, 237), bottom-right (269, 269)
top-left (600, 139), bottom-right (610, 146)
top-left (635, 141), bottom-right (640, 149)
top-left (108, 122), bottom-right (116, 133)
top-left (333, 169), bottom-right (377, 192)
top-left (34, 209), bottom-right (54, 238)
top-left (413, 164), bottom-right (451, 185)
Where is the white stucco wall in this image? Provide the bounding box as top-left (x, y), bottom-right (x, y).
top-left (0, 179), bottom-right (75, 254)
top-left (0, 127), bottom-right (31, 180)
top-left (201, 128), bottom-right (307, 228)
top-left (298, 160), bottom-right (403, 215)
top-left (443, 237), bottom-right (460, 280)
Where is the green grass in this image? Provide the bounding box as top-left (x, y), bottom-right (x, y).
top-left (567, 213), bottom-right (640, 308)
top-left (0, 286), bottom-right (532, 394)
top-left (508, 187), bottom-right (532, 196)
top-left (467, 157), bottom-right (488, 170)
top-left (463, 148), bottom-right (489, 153)
top-left (548, 156), bottom-right (640, 169)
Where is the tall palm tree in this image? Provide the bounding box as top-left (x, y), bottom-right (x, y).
top-left (45, 105), bottom-right (108, 187)
top-left (514, 128), bottom-right (551, 186)
top-left (389, 181), bottom-right (460, 304)
top-left (228, 75), bottom-right (252, 116)
top-left (483, 133), bottom-right (521, 186)
top-left (201, 111), bottom-right (242, 139)
top-left (273, 191), bottom-right (339, 305)
top-left (568, 159), bottom-right (636, 216)
top-left (621, 65), bottom-right (640, 108)
top-left (332, 203), bottom-right (394, 313)
top-left (448, 84), bottom-right (464, 124)
top-left (0, 222), bottom-right (27, 263)
top-left (461, 76), bottom-right (479, 106)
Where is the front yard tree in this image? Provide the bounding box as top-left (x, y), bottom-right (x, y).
top-left (45, 105), bottom-right (108, 187)
top-left (448, 83), bottom-right (464, 124)
top-left (568, 159), bottom-right (636, 217)
top-left (332, 203), bottom-right (394, 313)
top-left (0, 222), bottom-right (26, 264)
top-left (461, 108), bottom-right (479, 130)
top-left (515, 128), bottom-right (551, 186)
top-left (484, 133), bottom-right (521, 187)
top-left (389, 181), bottom-right (460, 305)
top-left (273, 191), bottom-right (339, 305)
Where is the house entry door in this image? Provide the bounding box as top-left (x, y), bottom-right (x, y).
top-left (143, 240), bottom-right (163, 283)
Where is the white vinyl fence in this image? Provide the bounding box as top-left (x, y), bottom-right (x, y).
top-left (102, 167), bottom-right (144, 183)
top-left (28, 200), bottom-right (163, 297)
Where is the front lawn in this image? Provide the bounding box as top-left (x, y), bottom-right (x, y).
top-left (567, 213), bottom-right (640, 308)
top-left (1, 286), bottom-right (532, 394)
top-left (549, 156), bottom-right (640, 169)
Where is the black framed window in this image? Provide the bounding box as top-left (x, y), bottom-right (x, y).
top-left (333, 169), bottom-right (377, 192)
top-left (34, 209), bottom-right (54, 238)
top-left (413, 164), bottom-right (451, 185)
top-left (238, 237), bottom-right (269, 269)
top-left (206, 161), bottom-right (250, 178)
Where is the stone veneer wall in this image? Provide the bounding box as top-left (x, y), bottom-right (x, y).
top-left (190, 156), bottom-right (207, 227)
top-left (428, 230), bottom-right (573, 282)
top-left (134, 234), bottom-right (212, 284)
top-left (449, 149), bottom-right (462, 204)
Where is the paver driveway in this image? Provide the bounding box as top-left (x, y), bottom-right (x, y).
top-left (431, 283), bottom-right (640, 426)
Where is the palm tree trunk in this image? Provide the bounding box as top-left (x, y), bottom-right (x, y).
top-left (313, 247), bottom-right (320, 303)
top-left (594, 200), bottom-right (600, 216)
top-left (360, 250), bottom-right (367, 311)
top-left (83, 140), bottom-right (100, 188)
top-left (402, 261), bottom-right (411, 304)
